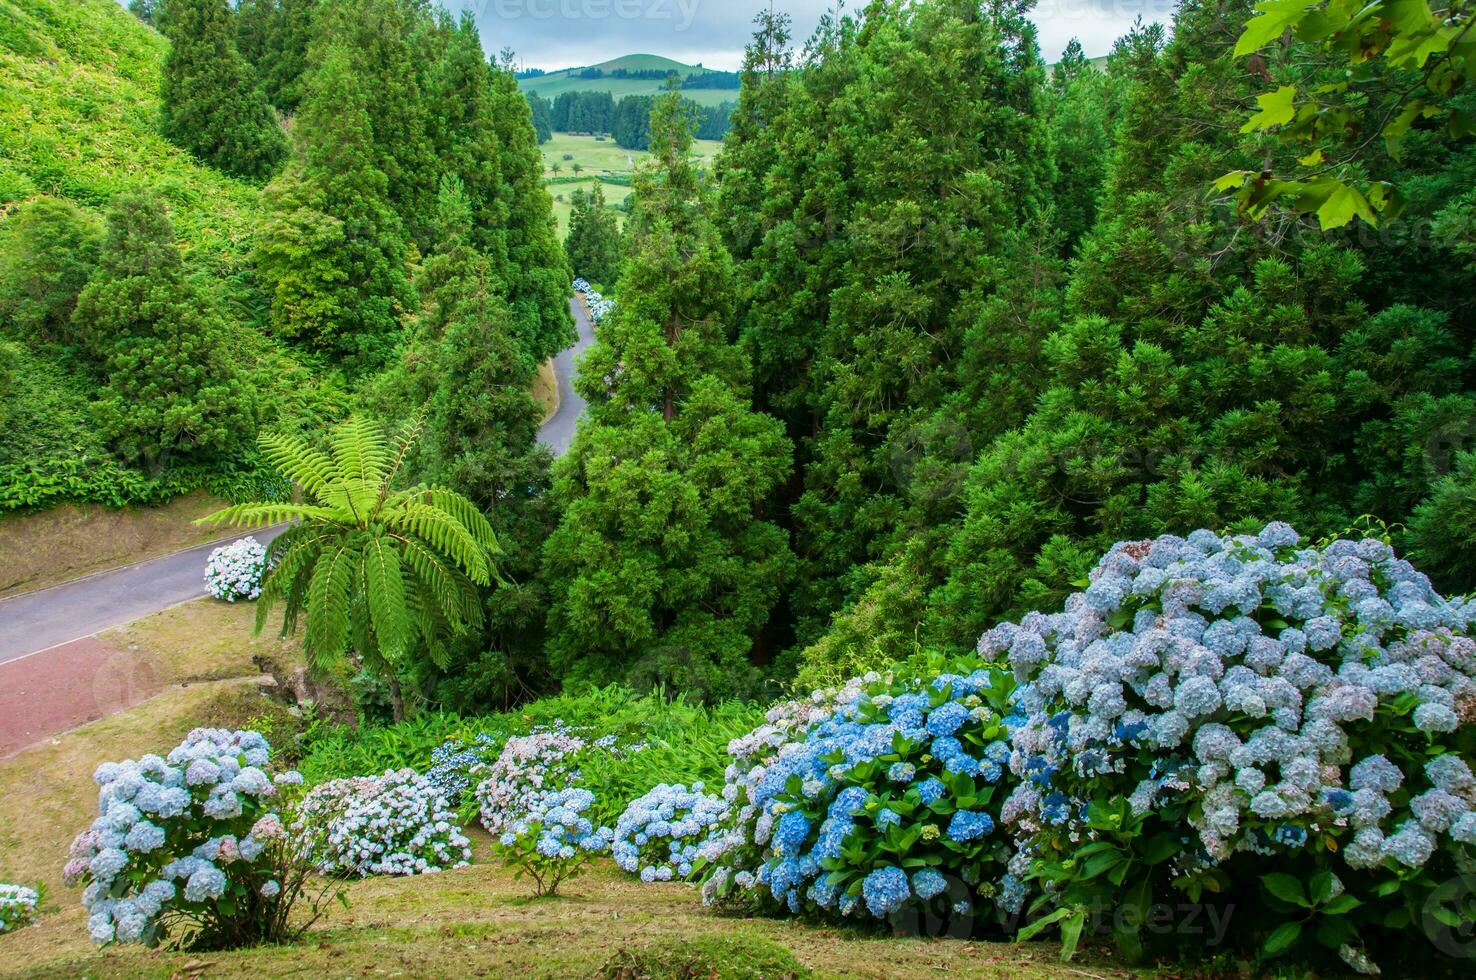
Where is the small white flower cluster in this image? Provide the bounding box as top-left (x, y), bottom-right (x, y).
top-left (203, 536), bottom-right (268, 602)
top-left (63, 729), bottom-right (295, 945)
top-left (992, 524), bottom-right (1476, 874)
top-left (295, 769), bottom-right (470, 878)
top-left (613, 782), bottom-right (730, 883)
top-left (0, 883), bottom-right (39, 933)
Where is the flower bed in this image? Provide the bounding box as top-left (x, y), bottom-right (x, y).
top-left (0, 883), bottom-right (39, 933)
top-left (203, 536), bottom-right (268, 602)
top-left (295, 769), bottom-right (470, 878)
top-left (474, 723), bottom-right (633, 833)
top-left (61, 728), bottom-right (327, 949)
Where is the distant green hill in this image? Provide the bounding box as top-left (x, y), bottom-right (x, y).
top-left (518, 54), bottom-right (736, 108)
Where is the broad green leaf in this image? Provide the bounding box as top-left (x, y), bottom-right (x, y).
top-left (1242, 85), bottom-right (1298, 133)
top-left (1235, 0), bottom-right (1314, 56)
top-left (1262, 872), bottom-right (1309, 906)
top-left (1316, 182), bottom-right (1379, 229)
top-left (1263, 920), bottom-right (1303, 956)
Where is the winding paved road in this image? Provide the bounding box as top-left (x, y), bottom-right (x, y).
top-left (0, 295), bottom-right (597, 667)
top-left (538, 295), bottom-right (596, 455)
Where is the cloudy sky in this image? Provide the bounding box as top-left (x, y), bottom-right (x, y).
top-left (456, 0), bottom-right (1175, 71)
top-left (118, 0), bottom-right (1172, 71)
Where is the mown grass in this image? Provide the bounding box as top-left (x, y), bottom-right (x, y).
top-left (3, 856), bottom-right (1136, 979)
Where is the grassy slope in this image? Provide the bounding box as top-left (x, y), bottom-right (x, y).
top-left (520, 53), bottom-right (735, 108)
top-left (0, 0), bottom-right (259, 283)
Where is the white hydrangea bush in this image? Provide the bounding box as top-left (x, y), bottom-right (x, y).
top-left (989, 523), bottom-right (1476, 968)
top-left (294, 769), bottom-right (471, 878)
top-left (204, 536), bottom-right (268, 602)
top-left (0, 883), bottom-right (39, 933)
top-left (474, 723), bottom-right (635, 834)
top-left (62, 728), bottom-right (317, 949)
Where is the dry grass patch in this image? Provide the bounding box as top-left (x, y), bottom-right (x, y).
top-left (0, 492), bottom-right (230, 598)
top-left (98, 597), bottom-right (300, 689)
top-left (535, 358), bottom-right (560, 424)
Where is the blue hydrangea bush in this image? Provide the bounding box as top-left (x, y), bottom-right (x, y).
top-left (702, 664), bottom-right (1021, 928)
top-left (62, 728), bottom-right (339, 950)
top-left (989, 524), bottom-right (1476, 970)
top-left (293, 769), bottom-right (471, 878)
top-left (0, 883), bottom-right (39, 933)
top-left (612, 782), bottom-right (729, 882)
top-left (424, 734), bottom-right (500, 810)
top-left (490, 787), bottom-right (614, 896)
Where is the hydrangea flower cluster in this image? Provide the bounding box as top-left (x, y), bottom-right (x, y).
top-left (987, 524), bottom-right (1476, 965)
top-left (474, 723), bottom-right (636, 834)
top-left (203, 537), bottom-right (269, 602)
top-left (574, 279), bottom-right (616, 323)
top-left (612, 783), bottom-right (729, 883)
top-left (490, 787), bottom-right (614, 896)
top-left (0, 883), bottom-right (39, 933)
top-left (702, 665), bottom-right (1017, 924)
top-left (424, 733), bottom-right (499, 808)
top-left (63, 729), bottom-right (299, 946)
top-left (294, 769), bottom-right (471, 878)
top-left (474, 725), bottom-right (590, 834)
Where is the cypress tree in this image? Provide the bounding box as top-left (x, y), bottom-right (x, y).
top-left (564, 184), bottom-right (622, 286)
top-left (488, 56), bottom-right (574, 365)
top-left (543, 90), bottom-right (794, 700)
top-left (235, 0), bottom-right (319, 115)
top-left (71, 194), bottom-right (253, 471)
top-left (255, 43), bottom-right (412, 366)
top-left (159, 0), bottom-right (286, 180)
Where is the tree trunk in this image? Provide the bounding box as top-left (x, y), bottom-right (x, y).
top-left (387, 673), bottom-right (406, 723)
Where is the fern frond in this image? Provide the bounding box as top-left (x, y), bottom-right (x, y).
top-left (253, 526), bottom-right (333, 636)
top-left (330, 417), bottom-right (393, 493)
top-left (258, 430), bottom-right (337, 503)
top-left (422, 487), bottom-right (503, 557)
top-left (397, 534), bottom-right (479, 627)
top-left (196, 502), bottom-right (343, 529)
top-left (305, 544), bottom-right (356, 670)
top-left (381, 502), bottom-right (491, 584)
top-left (363, 534), bottom-right (410, 660)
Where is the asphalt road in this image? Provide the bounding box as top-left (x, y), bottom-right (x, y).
top-left (0, 295), bottom-right (596, 666)
top-left (538, 295), bottom-right (596, 456)
top-left (0, 525), bottom-right (288, 664)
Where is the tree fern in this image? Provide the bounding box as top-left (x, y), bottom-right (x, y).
top-left (199, 413), bottom-right (501, 719)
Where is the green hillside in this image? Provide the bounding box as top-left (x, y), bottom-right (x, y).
top-left (518, 53), bottom-right (735, 107)
top-left (0, 0), bottom-right (262, 282)
top-left (0, 0), bottom-right (334, 511)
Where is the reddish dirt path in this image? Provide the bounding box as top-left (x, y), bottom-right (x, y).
top-left (0, 636), bottom-right (166, 758)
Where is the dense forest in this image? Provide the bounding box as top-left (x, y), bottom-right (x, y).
top-left (4, 0), bottom-right (1475, 711)
top-left (533, 88), bottom-right (734, 147)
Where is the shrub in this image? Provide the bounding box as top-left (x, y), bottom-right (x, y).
top-left (702, 662), bottom-right (1018, 928)
top-left (62, 728), bottom-right (339, 950)
top-left (424, 734), bottom-right (500, 809)
top-left (0, 884), bottom-right (39, 933)
top-left (475, 724), bottom-right (615, 834)
top-left (294, 769), bottom-right (470, 878)
top-left (598, 934), bottom-right (810, 980)
top-left (0, 195), bottom-right (101, 344)
top-left (991, 523), bottom-right (1476, 969)
top-left (490, 787), bottom-right (613, 896)
top-left (204, 536), bottom-right (268, 602)
top-left (612, 783), bottom-right (729, 882)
